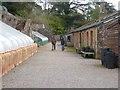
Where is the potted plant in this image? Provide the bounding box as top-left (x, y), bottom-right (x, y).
top-left (84, 46), bottom-right (90, 52)
top-left (81, 46), bottom-right (86, 51)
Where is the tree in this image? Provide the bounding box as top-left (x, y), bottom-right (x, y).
top-left (2, 1), bottom-right (116, 35)
top-left (104, 3), bottom-right (116, 14)
top-left (2, 2), bottom-right (42, 18)
top-left (90, 5), bottom-right (100, 20)
top-left (48, 16), bottom-right (65, 35)
top-left (49, 2), bottom-right (87, 31)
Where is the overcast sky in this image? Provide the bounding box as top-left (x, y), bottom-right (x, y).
top-left (105, 0), bottom-right (119, 10)
top-left (77, 0), bottom-right (119, 10)
top-left (36, 0), bottom-right (119, 10)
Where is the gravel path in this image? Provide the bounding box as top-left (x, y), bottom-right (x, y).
top-left (2, 42), bottom-right (118, 88)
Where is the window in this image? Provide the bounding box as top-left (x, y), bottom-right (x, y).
top-left (82, 32), bottom-right (84, 46)
top-left (67, 36), bottom-right (71, 42)
top-left (87, 32), bottom-right (89, 46)
top-left (90, 31), bottom-right (93, 47)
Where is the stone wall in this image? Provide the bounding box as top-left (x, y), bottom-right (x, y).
top-left (1, 11), bottom-right (18, 28)
top-left (98, 19), bottom-right (119, 65)
top-left (118, 17), bottom-right (120, 67)
top-left (1, 10), bottom-right (32, 36)
top-left (21, 19), bottom-right (32, 36)
top-left (38, 28), bottom-right (52, 40)
top-left (31, 23), bottom-right (52, 40)
top-left (1, 10), bottom-right (52, 39)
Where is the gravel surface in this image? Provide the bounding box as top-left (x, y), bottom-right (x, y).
top-left (2, 42), bottom-right (118, 88)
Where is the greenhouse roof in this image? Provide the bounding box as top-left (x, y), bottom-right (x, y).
top-left (0, 21), bottom-right (34, 53)
top-left (32, 31), bottom-right (48, 41)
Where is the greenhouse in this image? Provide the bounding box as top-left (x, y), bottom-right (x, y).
top-left (0, 21), bottom-right (37, 77)
top-left (0, 21), bottom-right (34, 53)
top-left (32, 31), bottom-right (48, 45)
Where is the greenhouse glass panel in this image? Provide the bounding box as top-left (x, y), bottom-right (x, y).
top-left (32, 31), bottom-right (48, 45)
top-left (0, 21), bottom-right (34, 53)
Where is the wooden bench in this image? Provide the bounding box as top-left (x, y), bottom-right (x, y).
top-left (81, 51), bottom-right (95, 58)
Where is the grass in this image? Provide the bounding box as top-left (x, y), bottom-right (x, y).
top-left (95, 64), bottom-right (105, 68)
top-left (65, 46), bottom-right (76, 52)
top-left (82, 58), bottom-right (100, 60)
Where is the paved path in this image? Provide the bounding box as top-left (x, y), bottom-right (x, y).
top-left (2, 42), bottom-right (118, 88)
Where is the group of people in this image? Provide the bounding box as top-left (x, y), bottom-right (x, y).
top-left (51, 35), bottom-right (65, 51)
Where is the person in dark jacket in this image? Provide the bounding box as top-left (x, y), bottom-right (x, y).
top-left (61, 38), bottom-right (65, 51)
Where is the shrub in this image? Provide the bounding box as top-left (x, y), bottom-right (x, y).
top-left (85, 46), bottom-right (90, 49)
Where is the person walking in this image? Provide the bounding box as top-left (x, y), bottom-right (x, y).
top-left (60, 35), bottom-right (63, 41)
top-left (61, 37), bottom-right (65, 51)
top-left (51, 36), bottom-right (56, 51)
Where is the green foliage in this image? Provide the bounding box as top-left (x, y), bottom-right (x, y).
top-left (91, 5), bottom-right (100, 20)
top-left (2, 1), bottom-right (116, 35)
top-left (30, 13), bottom-right (65, 35)
top-left (85, 46), bottom-right (91, 49)
top-left (29, 13), bottom-right (49, 26)
top-left (104, 3), bottom-right (116, 14)
top-left (50, 2), bottom-right (87, 30)
top-left (2, 2), bottom-right (39, 18)
top-left (81, 46), bottom-right (91, 49)
top-left (48, 16), bottom-right (65, 35)
top-left (50, 2), bottom-right (71, 15)
top-left (81, 46), bottom-right (86, 49)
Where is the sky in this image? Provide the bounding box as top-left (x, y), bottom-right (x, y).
top-left (105, 0), bottom-right (119, 10)
top-left (36, 0), bottom-right (119, 10)
top-left (2, 0), bottom-right (119, 10)
top-left (75, 0), bottom-right (119, 10)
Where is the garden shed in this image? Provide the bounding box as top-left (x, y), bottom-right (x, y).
top-left (65, 33), bottom-right (74, 47)
top-left (32, 31), bottom-right (48, 45)
top-left (0, 21), bottom-right (37, 77)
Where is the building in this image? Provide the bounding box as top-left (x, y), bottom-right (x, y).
top-left (67, 11), bottom-right (120, 66)
top-left (65, 33), bottom-right (74, 47)
top-left (32, 31), bottom-right (48, 45)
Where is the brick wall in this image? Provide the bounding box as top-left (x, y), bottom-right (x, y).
top-left (98, 19), bottom-right (119, 63)
top-left (80, 28), bottom-right (98, 58)
top-left (118, 17), bottom-right (120, 67)
top-left (73, 32), bottom-right (80, 48)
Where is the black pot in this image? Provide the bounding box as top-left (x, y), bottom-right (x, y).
top-left (101, 48), bottom-right (109, 66)
top-left (84, 48), bottom-right (91, 52)
top-left (82, 48), bottom-right (85, 51)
